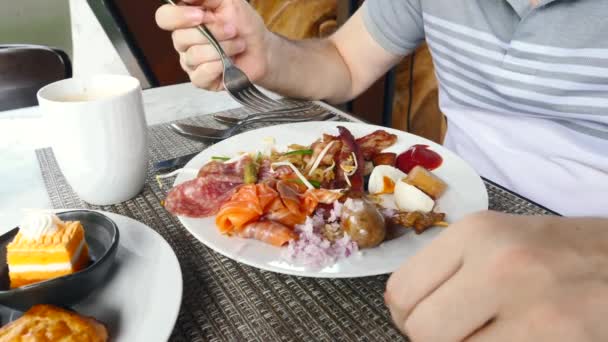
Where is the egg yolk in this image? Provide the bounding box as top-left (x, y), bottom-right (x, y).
top-left (381, 176), bottom-right (396, 194)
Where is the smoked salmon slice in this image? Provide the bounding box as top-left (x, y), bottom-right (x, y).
top-left (215, 180), bottom-right (339, 244)
top-left (237, 221), bottom-right (298, 246)
top-left (216, 183), bottom-right (278, 234)
top-left (302, 189), bottom-right (344, 215)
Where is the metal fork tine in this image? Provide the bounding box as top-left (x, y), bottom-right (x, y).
top-left (248, 86), bottom-right (283, 109)
top-left (288, 101), bottom-right (315, 110)
top-left (231, 90), bottom-right (267, 112)
top-left (172, 111), bottom-right (336, 141)
top-left (241, 88), bottom-right (273, 111)
top-left (247, 87), bottom-right (279, 110)
top-left (213, 103), bottom-right (322, 124)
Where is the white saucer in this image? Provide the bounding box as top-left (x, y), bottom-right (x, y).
top-left (0, 211), bottom-right (182, 341)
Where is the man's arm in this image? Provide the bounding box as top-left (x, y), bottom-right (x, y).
top-left (260, 9), bottom-right (402, 103)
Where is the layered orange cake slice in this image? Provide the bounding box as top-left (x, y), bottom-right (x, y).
top-left (7, 213), bottom-right (90, 288)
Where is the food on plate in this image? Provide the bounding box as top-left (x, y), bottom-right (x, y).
top-left (332, 126), bottom-right (366, 191)
top-left (405, 165), bottom-right (447, 199)
top-left (0, 304), bottom-right (108, 342)
top-left (236, 221), bottom-right (298, 247)
top-left (162, 125), bottom-right (450, 268)
top-left (391, 211), bottom-right (447, 234)
top-left (340, 198), bottom-right (386, 248)
top-left (395, 144), bottom-right (443, 173)
top-left (371, 152), bottom-right (397, 167)
top-left (368, 165), bottom-right (407, 195)
top-left (164, 155), bottom-right (254, 217)
top-left (355, 129), bottom-right (398, 160)
top-left (215, 183), bottom-right (280, 234)
top-left (7, 212), bottom-right (90, 288)
top-left (394, 179), bottom-right (435, 213)
top-left (363, 160), bottom-right (375, 177)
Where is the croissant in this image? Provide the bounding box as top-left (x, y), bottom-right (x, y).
top-left (0, 304), bottom-right (108, 342)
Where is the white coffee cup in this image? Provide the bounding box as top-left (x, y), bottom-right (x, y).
top-left (37, 74), bottom-right (149, 205)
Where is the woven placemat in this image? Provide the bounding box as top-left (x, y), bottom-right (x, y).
top-left (35, 107), bottom-right (556, 341)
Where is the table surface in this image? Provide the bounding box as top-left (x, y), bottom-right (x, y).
top-left (0, 83), bottom-right (293, 230)
top-left (1, 82), bottom-right (561, 341)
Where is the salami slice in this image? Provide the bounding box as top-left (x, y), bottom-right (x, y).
top-left (198, 155), bottom-right (251, 177)
top-left (164, 155), bottom-right (254, 218)
top-left (164, 175), bottom-right (243, 217)
top-left (257, 159), bottom-right (274, 182)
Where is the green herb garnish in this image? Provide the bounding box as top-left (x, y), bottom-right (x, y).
top-left (283, 149), bottom-right (313, 156)
top-left (211, 156), bottom-right (230, 161)
top-left (288, 178), bottom-right (321, 188)
top-left (309, 180), bottom-right (321, 188)
top-left (243, 162), bottom-right (258, 184)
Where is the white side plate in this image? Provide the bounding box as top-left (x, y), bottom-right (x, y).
top-left (0, 211), bottom-right (182, 342)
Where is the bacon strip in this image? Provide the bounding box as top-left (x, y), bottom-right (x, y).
top-left (333, 126), bottom-right (365, 193)
top-left (356, 130), bottom-right (398, 160)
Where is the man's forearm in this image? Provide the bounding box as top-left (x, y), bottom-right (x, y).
top-left (258, 9), bottom-right (402, 104)
top-left (260, 33), bottom-right (353, 104)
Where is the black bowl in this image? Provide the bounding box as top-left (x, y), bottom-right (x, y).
top-left (0, 210), bottom-right (119, 311)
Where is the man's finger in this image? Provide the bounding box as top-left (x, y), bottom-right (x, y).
top-left (184, 0), bottom-right (222, 9)
top-left (179, 52), bottom-right (195, 73)
top-left (172, 23), bottom-right (237, 52)
top-left (197, 0), bottom-right (225, 9)
top-left (385, 226), bottom-right (466, 327)
top-left (190, 60), bottom-right (224, 89)
top-left (464, 319), bottom-right (518, 342)
top-left (185, 39), bottom-right (246, 67)
top-left (403, 264), bottom-right (499, 342)
top-left (156, 4), bottom-right (209, 31)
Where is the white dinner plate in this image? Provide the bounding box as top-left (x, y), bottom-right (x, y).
top-left (175, 122), bottom-right (488, 278)
top-left (0, 211), bottom-right (183, 341)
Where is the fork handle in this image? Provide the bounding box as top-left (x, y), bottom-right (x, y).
top-left (162, 0), bottom-right (233, 67)
top-left (194, 26), bottom-right (232, 67)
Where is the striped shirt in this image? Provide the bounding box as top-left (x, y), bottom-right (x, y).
top-left (363, 0), bottom-right (608, 216)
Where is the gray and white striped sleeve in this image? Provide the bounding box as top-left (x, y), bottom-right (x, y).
top-left (362, 0), bottom-right (425, 56)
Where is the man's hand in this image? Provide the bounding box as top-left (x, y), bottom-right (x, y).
top-left (156, 3), bottom-right (401, 103)
top-left (155, 0), bottom-right (270, 91)
top-left (385, 211), bottom-right (608, 341)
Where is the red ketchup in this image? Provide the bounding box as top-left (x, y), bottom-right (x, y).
top-left (395, 144), bottom-right (443, 173)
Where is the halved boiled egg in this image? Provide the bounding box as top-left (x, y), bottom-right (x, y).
top-left (394, 179), bottom-right (435, 213)
top-left (368, 165), bottom-right (407, 195)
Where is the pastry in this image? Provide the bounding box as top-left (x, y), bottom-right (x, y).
top-left (0, 304), bottom-right (108, 342)
top-left (7, 212), bottom-right (90, 288)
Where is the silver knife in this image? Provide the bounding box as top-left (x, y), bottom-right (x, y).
top-left (153, 152), bottom-right (199, 173)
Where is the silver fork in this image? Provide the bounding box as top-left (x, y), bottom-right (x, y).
top-left (162, 0), bottom-right (312, 112)
top-left (170, 109), bottom-right (335, 141)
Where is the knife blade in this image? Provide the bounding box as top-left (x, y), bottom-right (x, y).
top-left (153, 152), bottom-right (199, 173)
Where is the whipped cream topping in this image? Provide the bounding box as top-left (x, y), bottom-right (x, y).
top-left (19, 212), bottom-right (63, 240)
